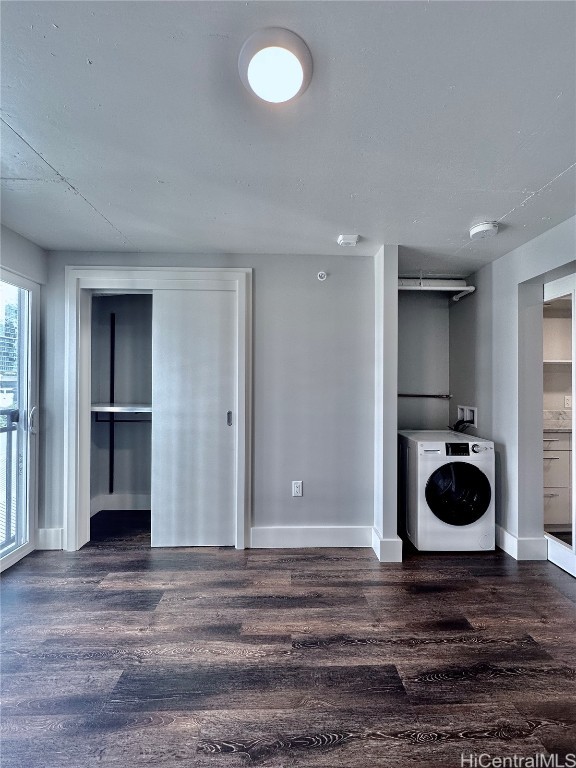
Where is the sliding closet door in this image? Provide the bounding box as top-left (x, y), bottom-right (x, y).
top-left (151, 288), bottom-right (236, 546)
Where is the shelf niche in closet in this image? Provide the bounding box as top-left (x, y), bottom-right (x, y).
top-left (90, 294), bottom-right (152, 518)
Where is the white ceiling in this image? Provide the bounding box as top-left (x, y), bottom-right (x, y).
top-left (1, 1), bottom-right (575, 276)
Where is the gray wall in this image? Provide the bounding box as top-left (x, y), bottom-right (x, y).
top-left (1, 225), bottom-right (47, 285)
top-left (42, 251), bottom-right (375, 532)
top-left (449, 216), bottom-right (576, 544)
top-left (398, 292), bottom-right (450, 430)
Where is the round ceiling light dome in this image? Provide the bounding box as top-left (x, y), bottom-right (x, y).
top-left (239, 28), bottom-right (312, 103)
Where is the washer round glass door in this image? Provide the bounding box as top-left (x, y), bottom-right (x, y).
top-left (425, 462), bottom-right (491, 526)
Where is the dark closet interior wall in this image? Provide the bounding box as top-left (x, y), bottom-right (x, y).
top-left (398, 292), bottom-right (450, 430)
top-left (90, 294), bottom-right (153, 507)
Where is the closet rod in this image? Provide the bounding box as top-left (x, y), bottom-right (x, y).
top-left (398, 393), bottom-right (452, 399)
top-left (108, 313), bottom-right (116, 495)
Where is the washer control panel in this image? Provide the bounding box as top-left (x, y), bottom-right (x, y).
top-left (446, 443), bottom-right (469, 456)
top-left (416, 439), bottom-right (494, 456)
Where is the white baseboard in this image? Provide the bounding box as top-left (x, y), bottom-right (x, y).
top-left (546, 535), bottom-right (576, 576)
top-left (90, 494), bottom-right (151, 517)
top-left (250, 525), bottom-right (372, 549)
top-left (496, 525), bottom-right (548, 560)
top-left (36, 528), bottom-right (63, 550)
top-left (371, 528), bottom-right (403, 562)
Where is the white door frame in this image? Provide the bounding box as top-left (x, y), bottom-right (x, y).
top-left (543, 273), bottom-right (576, 577)
top-left (63, 266), bottom-right (252, 552)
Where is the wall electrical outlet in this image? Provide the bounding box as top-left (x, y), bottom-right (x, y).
top-left (292, 480), bottom-right (303, 497)
top-left (457, 405), bottom-right (478, 427)
top-left (565, 395), bottom-right (572, 409)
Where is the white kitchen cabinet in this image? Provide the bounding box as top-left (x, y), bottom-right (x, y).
top-left (543, 450), bottom-right (570, 487)
top-left (543, 313), bottom-right (571, 362)
top-left (543, 431), bottom-right (571, 526)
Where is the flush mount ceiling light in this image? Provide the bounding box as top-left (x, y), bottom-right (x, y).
top-left (239, 28), bottom-right (312, 103)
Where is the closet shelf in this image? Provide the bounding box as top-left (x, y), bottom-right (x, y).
top-left (91, 403), bottom-right (152, 413)
top-left (398, 278), bottom-right (475, 302)
top-left (398, 393), bottom-right (451, 399)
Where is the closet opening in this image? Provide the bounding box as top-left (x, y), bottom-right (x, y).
top-left (63, 266), bottom-right (252, 553)
top-left (89, 293), bottom-right (152, 544)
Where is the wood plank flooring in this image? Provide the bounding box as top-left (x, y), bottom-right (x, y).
top-left (1, 511), bottom-right (576, 767)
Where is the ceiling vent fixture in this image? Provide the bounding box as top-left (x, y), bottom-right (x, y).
top-left (239, 28), bottom-right (312, 103)
top-left (337, 234), bottom-right (359, 247)
top-left (469, 221), bottom-right (499, 240)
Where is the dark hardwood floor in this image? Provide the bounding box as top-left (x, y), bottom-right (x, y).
top-left (1, 511), bottom-right (576, 767)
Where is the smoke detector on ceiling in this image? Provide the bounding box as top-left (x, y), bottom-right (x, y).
top-left (469, 221), bottom-right (499, 240)
top-left (337, 234), bottom-right (359, 247)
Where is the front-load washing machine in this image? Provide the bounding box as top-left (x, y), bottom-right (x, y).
top-left (398, 430), bottom-right (495, 551)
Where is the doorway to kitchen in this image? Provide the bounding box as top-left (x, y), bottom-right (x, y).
top-left (543, 274), bottom-right (576, 576)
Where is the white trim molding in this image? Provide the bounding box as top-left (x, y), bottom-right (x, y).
top-left (371, 528), bottom-right (403, 562)
top-left (373, 246), bottom-right (402, 561)
top-left (546, 534), bottom-right (576, 576)
top-left (36, 528), bottom-right (63, 550)
top-left (63, 266), bottom-right (252, 552)
top-left (496, 525), bottom-right (548, 560)
top-left (250, 526), bottom-right (372, 549)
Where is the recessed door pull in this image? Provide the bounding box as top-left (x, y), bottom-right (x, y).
top-left (28, 406), bottom-right (37, 434)
top-left (227, 411), bottom-right (233, 426)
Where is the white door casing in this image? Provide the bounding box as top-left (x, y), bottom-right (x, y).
top-left (63, 267), bottom-right (252, 551)
top-left (151, 288), bottom-right (236, 546)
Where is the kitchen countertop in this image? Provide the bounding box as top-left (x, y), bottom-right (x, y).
top-left (543, 410), bottom-right (571, 433)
